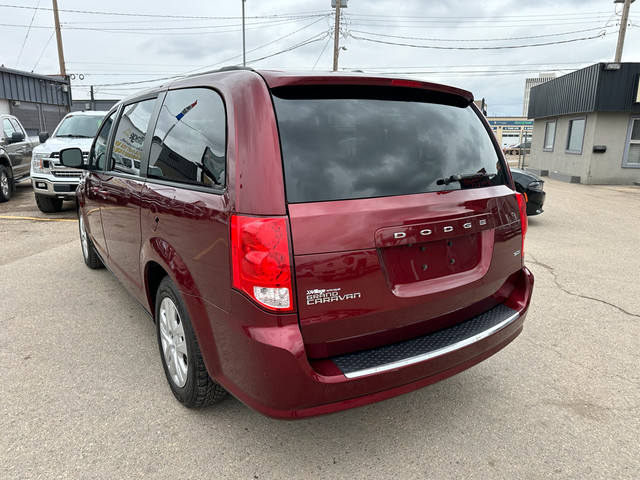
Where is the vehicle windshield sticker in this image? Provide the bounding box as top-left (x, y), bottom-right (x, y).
top-left (306, 288), bottom-right (361, 306)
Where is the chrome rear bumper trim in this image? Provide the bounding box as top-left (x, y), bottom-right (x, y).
top-left (334, 304), bottom-right (519, 379)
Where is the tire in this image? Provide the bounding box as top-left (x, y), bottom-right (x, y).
top-left (78, 208), bottom-right (104, 269)
top-left (155, 276), bottom-right (227, 408)
top-left (35, 193), bottom-right (63, 213)
top-left (0, 165), bottom-right (11, 202)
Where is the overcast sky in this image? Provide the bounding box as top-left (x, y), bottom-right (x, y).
top-left (2, 0), bottom-right (639, 116)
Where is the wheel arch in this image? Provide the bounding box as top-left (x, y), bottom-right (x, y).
top-left (145, 260), bottom-right (168, 321)
top-left (0, 155), bottom-right (13, 175)
top-left (143, 253), bottom-right (223, 380)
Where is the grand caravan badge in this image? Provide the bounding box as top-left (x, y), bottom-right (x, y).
top-left (306, 288), bottom-right (361, 306)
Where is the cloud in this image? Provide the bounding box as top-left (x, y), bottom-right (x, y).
top-left (2, 0), bottom-right (637, 114)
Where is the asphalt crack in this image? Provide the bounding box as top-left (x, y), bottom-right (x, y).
top-left (527, 254), bottom-right (640, 319)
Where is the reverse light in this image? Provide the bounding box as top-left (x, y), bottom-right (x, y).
top-left (516, 193), bottom-right (528, 258)
top-left (231, 215), bottom-right (294, 311)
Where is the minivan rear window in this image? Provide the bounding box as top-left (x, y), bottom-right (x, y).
top-left (272, 86), bottom-right (506, 203)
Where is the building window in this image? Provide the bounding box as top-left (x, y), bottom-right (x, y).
top-left (566, 117), bottom-right (586, 154)
top-left (623, 116), bottom-right (640, 168)
top-left (543, 120), bottom-right (556, 151)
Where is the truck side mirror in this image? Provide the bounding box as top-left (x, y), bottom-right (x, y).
top-left (39, 132), bottom-right (50, 143)
top-left (11, 131), bottom-right (25, 143)
top-left (59, 147), bottom-right (85, 168)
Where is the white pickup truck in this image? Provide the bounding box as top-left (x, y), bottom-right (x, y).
top-left (31, 111), bottom-right (107, 212)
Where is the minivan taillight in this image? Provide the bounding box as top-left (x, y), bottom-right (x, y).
top-left (231, 215), bottom-right (294, 312)
top-left (516, 193), bottom-right (528, 258)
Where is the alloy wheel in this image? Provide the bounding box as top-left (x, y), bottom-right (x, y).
top-left (0, 172), bottom-right (8, 198)
top-left (158, 297), bottom-right (189, 388)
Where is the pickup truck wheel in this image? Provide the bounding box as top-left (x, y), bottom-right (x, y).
top-left (156, 276), bottom-right (227, 408)
top-left (0, 166), bottom-right (11, 202)
top-left (35, 194), bottom-right (63, 213)
top-left (78, 208), bottom-right (104, 269)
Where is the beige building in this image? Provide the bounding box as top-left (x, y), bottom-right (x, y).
top-left (527, 62), bottom-right (640, 185)
top-left (487, 117), bottom-right (533, 148)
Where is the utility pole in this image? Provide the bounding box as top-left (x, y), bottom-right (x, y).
top-left (52, 0), bottom-right (66, 76)
top-left (614, 0), bottom-right (635, 62)
top-left (332, 1), bottom-right (342, 72)
top-left (242, 0), bottom-right (246, 66)
top-left (90, 86), bottom-right (95, 111)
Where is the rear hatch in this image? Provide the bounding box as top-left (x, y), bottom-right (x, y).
top-left (271, 82), bottom-right (524, 359)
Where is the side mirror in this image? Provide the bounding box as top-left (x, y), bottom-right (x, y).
top-left (39, 132), bottom-right (50, 143)
top-left (11, 131), bottom-right (25, 143)
top-left (59, 147), bottom-right (85, 168)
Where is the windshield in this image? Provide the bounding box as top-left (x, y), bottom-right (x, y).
top-left (273, 87), bottom-right (506, 203)
top-left (54, 115), bottom-right (104, 138)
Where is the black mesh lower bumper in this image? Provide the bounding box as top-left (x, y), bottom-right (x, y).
top-left (333, 304), bottom-right (519, 379)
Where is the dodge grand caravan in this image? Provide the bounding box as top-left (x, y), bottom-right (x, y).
top-left (60, 68), bottom-right (534, 419)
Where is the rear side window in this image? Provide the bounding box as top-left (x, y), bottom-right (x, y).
top-left (148, 88), bottom-right (226, 188)
top-left (273, 87), bottom-right (505, 203)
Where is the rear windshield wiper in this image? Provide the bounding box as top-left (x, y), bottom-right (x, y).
top-left (436, 172), bottom-right (491, 186)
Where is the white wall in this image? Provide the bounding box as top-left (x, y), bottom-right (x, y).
top-left (529, 111), bottom-right (640, 185)
top-left (0, 100), bottom-right (10, 115)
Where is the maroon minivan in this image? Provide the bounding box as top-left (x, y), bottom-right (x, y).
top-left (60, 68), bottom-right (533, 419)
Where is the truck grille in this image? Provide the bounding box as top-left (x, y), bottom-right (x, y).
top-left (51, 169), bottom-right (82, 178)
top-left (49, 151), bottom-right (88, 178)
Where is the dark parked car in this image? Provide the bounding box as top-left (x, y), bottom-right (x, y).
top-left (60, 68), bottom-right (534, 419)
top-left (0, 114), bottom-right (38, 201)
top-left (510, 168), bottom-right (546, 216)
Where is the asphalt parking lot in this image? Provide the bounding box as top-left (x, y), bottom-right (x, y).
top-left (1, 178), bottom-right (639, 479)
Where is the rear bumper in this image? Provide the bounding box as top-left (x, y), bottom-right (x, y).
top-left (191, 266), bottom-right (534, 419)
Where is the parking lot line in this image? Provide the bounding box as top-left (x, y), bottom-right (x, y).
top-left (0, 215), bottom-right (77, 222)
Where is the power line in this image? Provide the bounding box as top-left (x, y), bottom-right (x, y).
top-left (349, 30), bottom-right (607, 50)
top-left (176, 16), bottom-right (330, 75)
top-left (15, 0), bottom-right (40, 68)
top-left (0, 16), bottom-right (327, 35)
top-left (248, 32), bottom-right (328, 64)
top-left (31, 31), bottom-right (54, 72)
top-left (56, 15), bottom-right (325, 32)
top-left (348, 61), bottom-right (595, 70)
top-left (349, 26), bottom-right (609, 43)
top-left (313, 37), bottom-right (331, 70)
top-left (0, 4), bottom-right (327, 20)
top-left (345, 11), bottom-right (612, 20)
top-left (83, 27), bottom-right (330, 87)
top-left (346, 19), bottom-right (612, 29)
top-left (66, 61), bottom-right (205, 67)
